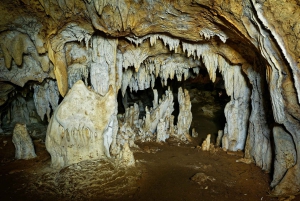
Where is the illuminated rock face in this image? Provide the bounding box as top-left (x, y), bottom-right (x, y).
top-left (45, 81), bottom-right (118, 169)
top-left (0, 0), bottom-right (300, 196)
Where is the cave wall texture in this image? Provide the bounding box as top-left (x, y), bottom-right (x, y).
top-left (0, 0), bottom-right (300, 197)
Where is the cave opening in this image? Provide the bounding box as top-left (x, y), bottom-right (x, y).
top-left (117, 65), bottom-right (229, 145)
top-left (0, 81), bottom-right (50, 139)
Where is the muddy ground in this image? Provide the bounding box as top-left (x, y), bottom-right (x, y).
top-left (0, 132), bottom-right (297, 201)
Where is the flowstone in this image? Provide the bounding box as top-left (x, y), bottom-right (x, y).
top-left (271, 126), bottom-right (296, 188)
top-left (12, 123), bottom-right (36, 159)
top-left (46, 80), bottom-right (117, 169)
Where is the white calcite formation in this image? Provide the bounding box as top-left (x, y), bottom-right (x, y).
top-left (12, 123), bottom-right (36, 159)
top-left (217, 57), bottom-right (250, 151)
top-left (222, 65), bottom-right (250, 151)
top-left (122, 45), bottom-right (149, 72)
top-left (46, 81), bottom-right (117, 169)
top-left (65, 42), bottom-right (90, 88)
top-left (156, 119), bottom-right (169, 143)
top-left (177, 43), bottom-right (251, 151)
top-left (121, 53), bottom-right (201, 95)
top-left (142, 88), bottom-right (174, 135)
top-left (33, 79), bottom-right (59, 122)
top-left (49, 22), bottom-right (93, 97)
top-left (91, 36), bottom-right (118, 96)
top-left (201, 134), bottom-right (211, 151)
top-left (216, 130), bottom-right (223, 147)
top-left (119, 86), bottom-right (193, 144)
top-left (176, 88), bottom-right (192, 140)
top-left (117, 142), bottom-right (135, 167)
top-left (271, 126), bottom-right (296, 189)
top-left (68, 64), bottom-right (89, 88)
top-left (244, 66), bottom-right (272, 172)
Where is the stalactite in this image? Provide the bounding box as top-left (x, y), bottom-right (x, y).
top-left (91, 35), bottom-right (118, 96)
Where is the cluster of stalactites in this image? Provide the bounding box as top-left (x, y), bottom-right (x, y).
top-left (121, 55), bottom-right (201, 96)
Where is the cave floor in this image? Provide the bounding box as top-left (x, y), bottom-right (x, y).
top-left (0, 134), bottom-right (294, 201)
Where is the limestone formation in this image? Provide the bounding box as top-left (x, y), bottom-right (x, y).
top-left (156, 119), bottom-right (168, 143)
top-left (0, 82), bottom-right (14, 106)
top-left (192, 128), bottom-right (198, 138)
top-left (33, 79), bottom-right (59, 122)
top-left (244, 66), bottom-right (272, 172)
top-left (271, 126), bottom-right (297, 193)
top-left (216, 130), bottom-right (224, 147)
top-left (117, 143), bottom-right (135, 167)
top-left (0, 0), bottom-right (300, 196)
top-left (175, 88), bottom-right (193, 142)
top-left (201, 134), bottom-right (211, 151)
top-left (45, 81), bottom-right (117, 169)
top-left (12, 123), bottom-right (36, 159)
top-left (118, 86), bottom-right (193, 144)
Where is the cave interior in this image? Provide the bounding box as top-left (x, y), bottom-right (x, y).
top-left (0, 0), bottom-right (300, 200)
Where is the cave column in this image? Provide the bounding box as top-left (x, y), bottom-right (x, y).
top-left (244, 64), bottom-right (272, 172)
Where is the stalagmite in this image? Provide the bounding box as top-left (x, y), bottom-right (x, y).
top-left (117, 143), bottom-right (135, 167)
top-left (12, 123), bottom-right (36, 159)
top-left (141, 88), bottom-right (174, 135)
top-left (156, 119), bottom-right (169, 143)
top-left (176, 88), bottom-right (192, 140)
top-left (124, 103), bottom-right (140, 128)
top-left (216, 130), bottom-right (223, 147)
top-left (201, 134), bottom-right (211, 151)
top-left (219, 62), bottom-right (250, 151)
top-left (222, 133), bottom-right (229, 151)
top-left (46, 81), bottom-right (117, 169)
top-left (192, 128), bottom-right (198, 138)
